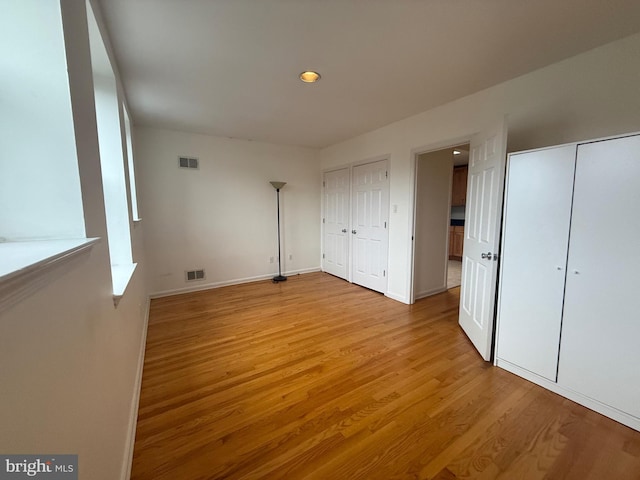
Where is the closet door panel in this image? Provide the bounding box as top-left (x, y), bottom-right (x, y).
top-left (559, 134), bottom-right (640, 417)
top-left (497, 145), bottom-right (575, 381)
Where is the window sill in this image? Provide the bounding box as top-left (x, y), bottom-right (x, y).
top-left (0, 238), bottom-right (100, 314)
top-left (112, 262), bottom-right (137, 305)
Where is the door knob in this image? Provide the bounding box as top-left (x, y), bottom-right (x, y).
top-left (352, 229), bottom-right (357, 234)
top-left (341, 228), bottom-right (347, 233)
top-left (481, 252), bottom-right (492, 259)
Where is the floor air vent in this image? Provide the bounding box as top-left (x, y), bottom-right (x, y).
top-left (185, 269), bottom-right (205, 281)
top-left (179, 156), bottom-right (199, 169)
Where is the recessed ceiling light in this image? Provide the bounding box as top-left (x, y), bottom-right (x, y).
top-left (453, 150), bottom-right (461, 155)
top-left (299, 71), bottom-right (321, 83)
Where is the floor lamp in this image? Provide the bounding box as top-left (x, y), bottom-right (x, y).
top-left (270, 181), bottom-right (287, 282)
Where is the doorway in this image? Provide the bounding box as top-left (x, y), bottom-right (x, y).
top-left (413, 144), bottom-right (469, 300)
top-left (448, 146), bottom-right (469, 288)
top-left (410, 121), bottom-right (508, 361)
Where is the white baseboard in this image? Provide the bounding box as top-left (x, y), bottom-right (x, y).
top-left (385, 291), bottom-right (410, 304)
top-left (150, 267), bottom-right (321, 299)
top-left (120, 296), bottom-right (151, 480)
top-left (414, 285), bottom-right (447, 300)
top-left (496, 358), bottom-right (640, 432)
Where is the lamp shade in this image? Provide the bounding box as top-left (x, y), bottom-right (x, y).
top-left (270, 181), bottom-right (286, 190)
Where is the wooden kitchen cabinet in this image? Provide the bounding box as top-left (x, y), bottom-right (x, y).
top-left (448, 225), bottom-right (464, 260)
top-left (451, 166), bottom-right (468, 206)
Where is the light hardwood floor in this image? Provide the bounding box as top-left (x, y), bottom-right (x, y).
top-left (132, 272), bottom-right (640, 479)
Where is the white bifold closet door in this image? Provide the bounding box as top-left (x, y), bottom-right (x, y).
top-left (497, 145), bottom-right (576, 381)
top-left (558, 134), bottom-right (640, 418)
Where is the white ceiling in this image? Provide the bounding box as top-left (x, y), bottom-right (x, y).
top-left (97, 0), bottom-right (640, 149)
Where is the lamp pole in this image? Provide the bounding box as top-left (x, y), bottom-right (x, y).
top-left (270, 181), bottom-right (287, 282)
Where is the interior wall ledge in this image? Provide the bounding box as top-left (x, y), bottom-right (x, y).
top-left (0, 238), bottom-right (100, 315)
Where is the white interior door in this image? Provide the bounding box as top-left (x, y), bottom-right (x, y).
top-left (496, 145), bottom-right (576, 380)
top-left (322, 168), bottom-right (350, 279)
top-left (459, 121), bottom-right (507, 360)
top-left (352, 160), bottom-right (389, 293)
top-left (558, 134), bottom-right (640, 418)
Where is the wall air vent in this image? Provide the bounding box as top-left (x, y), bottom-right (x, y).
top-left (185, 269), bottom-right (205, 281)
top-left (178, 156), bottom-right (199, 169)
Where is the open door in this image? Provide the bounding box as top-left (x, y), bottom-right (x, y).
top-left (458, 120), bottom-right (507, 360)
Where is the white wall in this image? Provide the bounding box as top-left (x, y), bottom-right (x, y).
top-left (320, 32), bottom-right (640, 304)
top-left (136, 127), bottom-right (320, 295)
top-left (0, 2), bottom-right (149, 479)
top-left (414, 150), bottom-right (452, 299)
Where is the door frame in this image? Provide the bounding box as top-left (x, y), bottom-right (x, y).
top-left (408, 135), bottom-right (472, 305)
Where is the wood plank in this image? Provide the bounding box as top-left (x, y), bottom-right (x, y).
top-left (131, 272), bottom-right (640, 479)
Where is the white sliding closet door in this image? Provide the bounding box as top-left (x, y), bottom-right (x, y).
top-left (558, 134), bottom-right (640, 418)
top-left (496, 145), bottom-right (575, 381)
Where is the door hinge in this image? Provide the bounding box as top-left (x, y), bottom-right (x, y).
top-left (385, 171), bottom-right (388, 178)
top-left (384, 221), bottom-right (387, 228)
top-left (322, 253), bottom-right (325, 259)
top-left (323, 181), bottom-right (325, 187)
top-left (383, 270), bottom-right (386, 277)
top-left (323, 218), bottom-right (325, 223)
